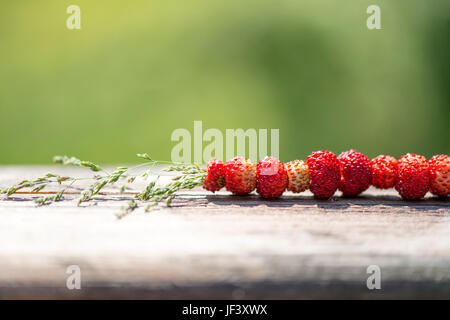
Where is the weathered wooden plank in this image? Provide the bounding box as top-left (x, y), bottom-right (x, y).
top-left (0, 166), bottom-right (448, 299)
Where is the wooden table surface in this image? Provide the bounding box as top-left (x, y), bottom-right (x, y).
top-left (0, 166), bottom-right (449, 299)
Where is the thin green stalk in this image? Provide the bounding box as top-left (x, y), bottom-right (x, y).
top-left (116, 199), bottom-right (138, 219)
top-left (1, 153), bottom-right (207, 218)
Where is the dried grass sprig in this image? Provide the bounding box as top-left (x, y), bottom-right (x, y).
top-left (1, 153), bottom-right (207, 218)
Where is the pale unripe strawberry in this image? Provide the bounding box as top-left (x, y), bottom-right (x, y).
top-left (285, 160), bottom-right (309, 193)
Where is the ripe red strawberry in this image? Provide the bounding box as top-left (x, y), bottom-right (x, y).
top-left (428, 154), bottom-right (450, 197)
top-left (225, 157), bottom-right (256, 195)
top-left (203, 159), bottom-right (225, 192)
top-left (337, 150), bottom-right (371, 197)
top-left (395, 153), bottom-right (430, 199)
top-left (256, 157), bottom-right (288, 199)
top-left (370, 155), bottom-right (398, 189)
top-left (306, 150), bottom-right (340, 199)
top-left (285, 160), bottom-right (309, 193)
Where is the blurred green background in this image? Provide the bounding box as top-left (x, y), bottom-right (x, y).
top-left (0, 0), bottom-right (449, 164)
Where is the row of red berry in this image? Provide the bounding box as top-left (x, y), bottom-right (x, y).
top-left (203, 150), bottom-right (450, 200)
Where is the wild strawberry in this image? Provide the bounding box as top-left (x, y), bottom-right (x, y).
top-left (256, 157), bottom-right (288, 199)
top-left (370, 155), bottom-right (398, 189)
top-left (395, 153), bottom-right (430, 199)
top-left (285, 160), bottom-right (309, 193)
top-left (306, 150), bottom-right (340, 199)
top-left (428, 154), bottom-right (450, 197)
top-left (337, 150), bottom-right (371, 197)
top-left (225, 157), bottom-right (256, 195)
top-left (203, 159), bottom-right (225, 192)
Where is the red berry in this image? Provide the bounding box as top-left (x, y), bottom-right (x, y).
top-left (203, 159), bottom-right (225, 192)
top-left (225, 157), bottom-right (256, 195)
top-left (395, 153), bottom-right (430, 199)
top-left (256, 157), bottom-right (288, 199)
top-left (285, 160), bottom-right (309, 193)
top-left (306, 150), bottom-right (340, 199)
top-left (337, 150), bottom-right (371, 197)
top-left (370, 155), bottom-right (398, 189)
top-left (428, 154), bottom-right (450, 197)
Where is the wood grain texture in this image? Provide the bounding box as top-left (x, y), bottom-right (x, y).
top-left (0, 166), bottom-right (449, 299)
